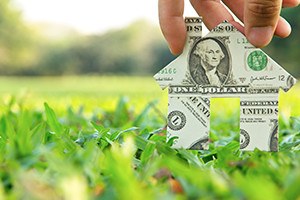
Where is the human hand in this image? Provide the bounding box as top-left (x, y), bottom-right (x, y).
top-left (158, 0), bottom-right (299, 54)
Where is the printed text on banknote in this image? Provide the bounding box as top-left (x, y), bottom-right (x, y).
top-left (154, 17), bottom-right (297, 151)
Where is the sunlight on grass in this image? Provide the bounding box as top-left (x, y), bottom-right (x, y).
top-left (0, 76), bottom-right (299, 199)
top-left (0, 76), bottom-right (168, 114)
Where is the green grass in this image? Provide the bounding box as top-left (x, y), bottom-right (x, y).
top-left (0, 76), bottom-right (168, 113)
top-left (0, 76), bottom-right (299, 199)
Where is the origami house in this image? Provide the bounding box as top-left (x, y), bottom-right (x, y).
top-left (154, 17), bottom-right (297, 151)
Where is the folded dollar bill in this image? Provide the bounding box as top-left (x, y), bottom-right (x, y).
top-left (154, 17), bottom-right (297, 151)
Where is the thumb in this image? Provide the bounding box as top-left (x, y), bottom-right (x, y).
top-left (244, 0), bottom-right (283, 47)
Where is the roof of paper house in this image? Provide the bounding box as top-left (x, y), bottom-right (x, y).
top-left (154, 19), bottom-right (297, 98)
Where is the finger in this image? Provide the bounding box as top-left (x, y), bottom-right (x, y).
top-left (158, 0), bottom-right (186, 55)
top-left (189, 0), bottom-right (244, 33)
top-left (222, 0), bottom-right (244, 22)
top-left (223, 0), bottom-right (294, 38)
top-left (282, 0), bottom-right (300, 7)
top-left (244, 0), bottom-right (282, 47)
top-left (274, 16), bottom-right (291, 38)
top-left (222, 0), bottom-right (299, 21)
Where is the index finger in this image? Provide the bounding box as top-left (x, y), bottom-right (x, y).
top-left (158, 0), bottom-right (186, 54)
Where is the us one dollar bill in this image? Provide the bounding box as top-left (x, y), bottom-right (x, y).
top-left (154, 17), bottom-right (297, 151)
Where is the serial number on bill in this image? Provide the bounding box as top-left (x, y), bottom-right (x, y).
top-left (160, 68), bottom-right (177, 74)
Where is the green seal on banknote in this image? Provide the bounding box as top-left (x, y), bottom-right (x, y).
top-left (247, 50), bottom-right (268, 71)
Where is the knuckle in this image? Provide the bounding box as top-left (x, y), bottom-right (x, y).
top-left (247, 0), bottom-right (280, 18)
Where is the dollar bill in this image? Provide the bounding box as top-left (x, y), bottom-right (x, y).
top-left (167, 96), bottom-right (210, 150)
top-left (240, 96), bottom-right (279, 151)
top-left (155, 17), bottom-right (297, 151)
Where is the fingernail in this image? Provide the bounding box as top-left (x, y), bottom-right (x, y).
top-left (247, 26), bottom-right (274, 47)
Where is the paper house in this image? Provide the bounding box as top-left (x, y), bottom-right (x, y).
top-left (154, 17), bottom-right (297, 151)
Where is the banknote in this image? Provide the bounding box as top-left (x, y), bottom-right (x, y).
top-left (167, 96), bottom-right (210, 150)
top-left (240, 96), bottom-right (279, 151)
top-left (155, 17), bottom-right (297, 151)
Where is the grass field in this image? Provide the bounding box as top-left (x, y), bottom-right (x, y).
top-left (0, 76), bottom-right (168, 113)
top-left (0, 76), bottom-right (299, 199)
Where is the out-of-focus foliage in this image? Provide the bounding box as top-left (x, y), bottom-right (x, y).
top-left (0, 1), bottom-right (175, 76)
top-left (31, 20), bottom-right (174, 75)
top-left (0, 76), bottom-right (299, 199)
top-left (264, 6), bottom-right (300, 77)
top-left (0, 0), bottom-right (34, 72)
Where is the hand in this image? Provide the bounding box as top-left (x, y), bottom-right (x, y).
top-left (158, 0), bottom-right (299, 54)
